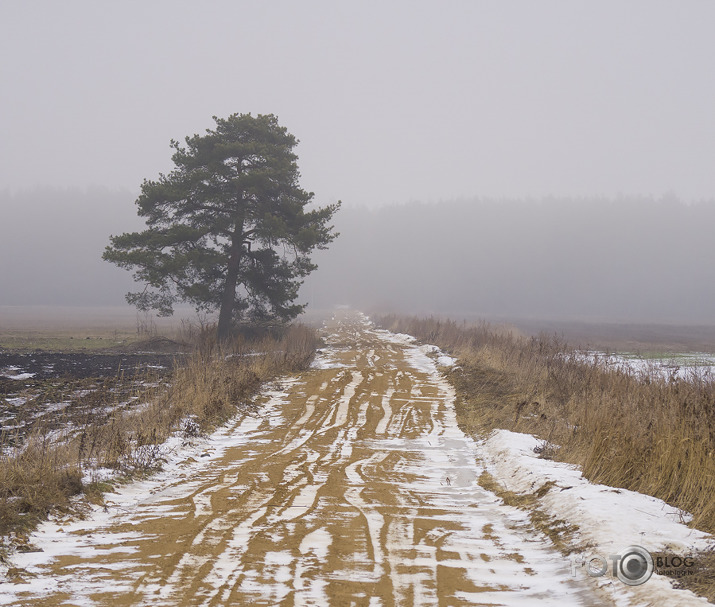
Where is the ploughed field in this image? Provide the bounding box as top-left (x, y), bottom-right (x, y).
top-left (0, 348), bottom-right (182, 447)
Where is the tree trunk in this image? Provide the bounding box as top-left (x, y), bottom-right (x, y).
top-left (217, 219), bottom-right (244, 341)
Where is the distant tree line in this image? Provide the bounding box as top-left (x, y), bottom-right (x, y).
top-left (3, 188), bottom-right (715, 325)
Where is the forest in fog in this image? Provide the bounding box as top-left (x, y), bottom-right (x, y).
top-left (2, 188), bottom-right (715, 324)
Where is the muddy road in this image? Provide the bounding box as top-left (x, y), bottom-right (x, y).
top-left (4, 312), bottom-right (605, 606)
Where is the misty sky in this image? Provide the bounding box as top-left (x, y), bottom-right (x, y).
top-left (3, 1), bottom-right (715, 205)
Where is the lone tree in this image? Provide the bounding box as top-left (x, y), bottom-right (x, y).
top-left (104, 113), bottom-right (340, 340)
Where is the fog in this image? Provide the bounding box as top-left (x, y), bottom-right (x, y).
top-left (302, 197), bottom-right (715, 324)
top-left (0, 187), bottom-right (141, 306)
top-left (3, 1), bottom-right (715, 203)
top-left (2, 2), bottom-right (715, 326)
top-left (3, 188), bottom-right (713, 326)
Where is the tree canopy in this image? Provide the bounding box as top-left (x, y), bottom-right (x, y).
top-left (103, 113), bottom-right (340, 339)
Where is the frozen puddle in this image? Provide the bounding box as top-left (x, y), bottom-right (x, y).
top-left (1, 311), bottom-right (605, 606)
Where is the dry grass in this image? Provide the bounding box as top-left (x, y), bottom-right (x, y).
top-left (377, 314), bottom-right (715, 601)
top-left (0, 437), bottom-right (83, 547)
top-left (674, 548), bottom-right (715, 601)
top-left (0, 323), bottom-right (319, 551)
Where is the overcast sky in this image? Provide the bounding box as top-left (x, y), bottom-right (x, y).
top-left (2, 1), bottom-right (715, 206)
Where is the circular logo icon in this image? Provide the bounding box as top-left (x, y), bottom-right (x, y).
top-left (616, 545), bottom-right (653, 586)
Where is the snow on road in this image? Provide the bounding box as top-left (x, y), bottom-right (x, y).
top-left (1, 311), bottom-right (709, 606)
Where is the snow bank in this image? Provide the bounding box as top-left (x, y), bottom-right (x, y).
top-left (479, 429), bottom-right (714, 606)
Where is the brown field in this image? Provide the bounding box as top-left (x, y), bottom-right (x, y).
top-left (0, 311), bottom-right (608, 606)
top-left (2, 306), bottom-right (714, 602)
top-left (508, 318), bottom-right (715, 354)
top-left (0, 305), bottom-right (191, 351)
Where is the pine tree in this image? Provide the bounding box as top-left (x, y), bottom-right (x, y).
top-left (103, 113), bottom-right (340, 340)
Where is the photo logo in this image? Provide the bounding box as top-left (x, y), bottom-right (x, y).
top-left (614, 546), bottom-right (654, 586)
top-left (569, 545), bottom-right (654, 586)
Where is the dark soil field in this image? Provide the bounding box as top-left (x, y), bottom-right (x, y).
top-left (0, 346), bottom-right (186, 448)
top-left (0, 306), bottom-right (193, 446)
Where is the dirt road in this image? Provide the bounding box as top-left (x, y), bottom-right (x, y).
top-left (3, 311), bottom-right (604, 606)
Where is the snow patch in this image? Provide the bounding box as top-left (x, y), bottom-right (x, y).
top-left (2, 372), bottom-right (35, 381)
top-left (577, 351), bottom-right (715, 382)
top-left (436, 354), bottom-right (457, 367)
top-left (479, 429), bottom-right (713, 606)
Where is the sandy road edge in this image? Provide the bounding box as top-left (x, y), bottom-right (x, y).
top-left (0, 376), bottom-right (302, 602)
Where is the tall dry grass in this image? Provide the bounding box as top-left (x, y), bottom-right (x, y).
top-left (0, 323), bottom-right (319, 546)
top-left (377, 315), bottom-right (715, 535)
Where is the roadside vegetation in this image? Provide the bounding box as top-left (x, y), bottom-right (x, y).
top-left (0, 322), bottom-right (319, 557)
top-left (376, 314), bottom-right (715, 600)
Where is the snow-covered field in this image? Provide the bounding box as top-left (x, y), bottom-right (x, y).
top-left (577, 351), bottom-right (715, 382)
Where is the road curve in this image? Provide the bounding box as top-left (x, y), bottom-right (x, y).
top-left (3, 311), bottom-right (605, 606)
